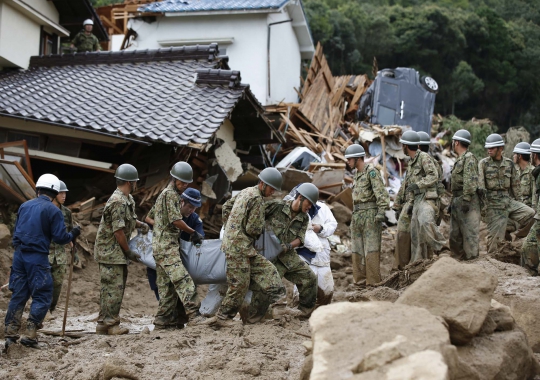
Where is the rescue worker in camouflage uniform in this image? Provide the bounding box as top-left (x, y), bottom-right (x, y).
top-left (521, 138), bottom-right (540, 274)
top-left (48, 180), bottom-right (78, 313)
top-left (418, 131), bottom-right (446, 232)
top-left (449, 130), bottom-right (481, 260)
top-left (513, 142), bottom-right (536, 208)
top-left (401, 131), bottom-right (446, 263)
top-left (71, 19), bottom-right (101, 52)
top-left (202, 168), bottom-right (285, 328)
top-left (94, 164), bottom-right (150, 335)
top-left (346, 144), bottom-right (389, 285)
top-left (478, 134), bottom-right (535, 256)
top-left (247, 183), bottom-right (319, 322)
top-left (152, 162), bottom-right (204, 329)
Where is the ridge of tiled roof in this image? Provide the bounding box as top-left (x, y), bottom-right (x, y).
top-left (140, 0), bottom-right (289, 13)
top-left (196, 69), bottom-right (243, 88)
top-left (29, 44), bottom-right (226, 68)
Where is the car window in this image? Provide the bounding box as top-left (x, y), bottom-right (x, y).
top-left (291, 152), bottom-right (320, 171)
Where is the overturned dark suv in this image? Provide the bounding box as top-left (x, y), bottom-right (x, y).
top-left (357, 68), bottom-right (438, 134)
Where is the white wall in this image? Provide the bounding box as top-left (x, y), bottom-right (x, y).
top-left (267, 11), bottom-right (301, 104)
top-left (128, 12), bottom-right (301, 105)
top-left (0, 2), bottom-right (41, 69)
top-left (22, 0), bottom-right (59, 23)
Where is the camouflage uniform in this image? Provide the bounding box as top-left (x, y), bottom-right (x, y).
top-left (450, 150), bottom-right (481, 260)
top-left (71, 30), bottom-right (101, 52)
top-left (519, 163), bottom-right (536, 208)
top-left (521, 166), bottom-right (540, 274)
top-left (218, 186), bottom-right (284, 320)
top-left (393, 154), bottom-right (442, 270)
top-left (408, 151), bottom-right (446, 263)
top-left (152, 182), bottom-right (199, 327)
top-left (249, 200), bottom-right (316, 319)
top-left (48, 205), bottom-right (73, 311)
top-left (94, 188), bottom-right (137, 327)
top-left (351, 164), bottom-right (389, 284)
top-left (478, 157), bottom-right (535, 255)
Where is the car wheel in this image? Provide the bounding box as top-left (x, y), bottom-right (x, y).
top-left (421, 76), bottom-right (438, 93)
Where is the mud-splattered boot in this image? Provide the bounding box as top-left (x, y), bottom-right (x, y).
top-left (20, 322), bottom-right (39, 349)
top-left (4, 324), bottom-right (19, 351)
top-left (96, 323), bottom-right (109, 335)
top-left (197, 313), bottom-right (235, 328)
top-left (107, 325), bottom-right (129, 335)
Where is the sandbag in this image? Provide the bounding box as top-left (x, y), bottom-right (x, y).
top-left (129, 229), bottom-right (282, 285)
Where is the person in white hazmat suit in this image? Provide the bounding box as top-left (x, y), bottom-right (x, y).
top-left (284, 187), bottom-right (337, 305)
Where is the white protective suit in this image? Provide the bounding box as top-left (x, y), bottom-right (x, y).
top-left (301, 201), bottom-right (338, 304)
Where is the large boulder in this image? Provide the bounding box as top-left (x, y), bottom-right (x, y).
top-left (494, 275), bottom-right (540, 352)
top-left (454, 329), bottom-right (540, 380)
top-left (330, 202), bottom-right (352, 225)
top-left (397, 257), bottom-right (498, 345)
top-left (309, 302), bottom-right (457, 380)
top-left (0, 224), bottom-right (11, 249)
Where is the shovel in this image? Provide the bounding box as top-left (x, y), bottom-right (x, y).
top-left (61, 242), bottom-right (76, 337)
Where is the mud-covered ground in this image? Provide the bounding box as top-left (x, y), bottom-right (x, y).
top-left (0, 219), bottom-right (532, 379)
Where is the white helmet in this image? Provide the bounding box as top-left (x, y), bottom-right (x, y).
top-left (83, 19), bottom-right (94, 26)
top-left (36, 174), bottom-right (61, 194)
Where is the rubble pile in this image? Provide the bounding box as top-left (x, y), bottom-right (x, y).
top-left (304, 256), bottom-right (540, 380)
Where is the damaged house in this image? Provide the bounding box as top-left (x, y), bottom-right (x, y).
top-left (0, 43), bottom-right (283, 235)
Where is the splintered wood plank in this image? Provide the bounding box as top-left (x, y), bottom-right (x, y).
top-left (282, 115), bottom-right (309, 147)
top-left (346, 75), bottom-right (369, 114)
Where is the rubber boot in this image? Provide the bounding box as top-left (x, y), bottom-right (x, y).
top-left (186, 311), bottom-right (206, 327)
top-left (96, 323), bottom-right (109, 335)
top-left (4, 325), bottom-right (19, 350)
top-left (298, 305), bottom-right (316, 320)
top-left (108, 325), bottom-right (129, 335)
top-left (393, 232), bottom-right (411, 271)
top-left (199, 313), bottom-right (235, 328)
top-left (20, 322), bottom-right (39, 348)
top-left (351, 253), bottom-right (366, 284)
top-left (366, 252), bottom-right (381, 286)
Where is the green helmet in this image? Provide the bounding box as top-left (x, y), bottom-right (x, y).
top-left (452, 129), bottom-right (471, 145)
top-left (59, 181), bottom-right (69, 192)
top-left (170, 162), bottom-right (193, 183)
top-left (115, 164), bottom-right (139, 181)
top-left (485, 134), bottom-right (504, 148)
top-left (399, 130), bottom-right (420, 145)
top-left (258, 167), bottom-right (282, 191)
top-left (513, 142), bottom-right (530, 155)
top-left (297, 183), bottom-right (319, 205)
top-left (344, 144), bottom-right (365, 158)
top-left (417, 131), bottom-right (431, 145)
top-left (531, 138), bottom-right (540, 154)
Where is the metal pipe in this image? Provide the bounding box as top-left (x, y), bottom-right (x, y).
top-left (0, 113), bottom-right (152, 145)
top-left (267, 19), bottom-right (292, 100)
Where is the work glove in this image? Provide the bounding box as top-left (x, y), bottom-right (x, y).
top-left (124, 249), bottom-right (141, 262)
top-left (71, 226), bottom-right (81, 240)
top-left (191, 231), bottom-right (204, 247)
top-left (406, 183), bottom-right (419, 194)
top-left (375, 213), bottom-right (386, 223)
top-left (407, 205), bottom-right (414, 216)
top-left (280, 242), bottom-right (293, 254)
top-left (461, 203), bottom-right (470, 213)
top-left (139, 222), bottom-right (150, 234)
top-left (73, 250), bottom-right (80, 266)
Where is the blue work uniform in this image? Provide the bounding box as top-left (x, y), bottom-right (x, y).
top-left (5, 195), bottom-right (75, 332)
top-left (147, 212), bottom-right (204, 300)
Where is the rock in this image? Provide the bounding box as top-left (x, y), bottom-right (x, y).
top-left (454, 329), bottom-right (540, 380)
top-left (81, 224), bottom-right (98, 243)
top-left (300, 354), bottom-right (313, 380)
top-left (397, 257), bottom-right (498, 345)
top-left (354, 350), bottom-right (450, 380)
top-left (140, 326), bottom-right (150, 334)
top-left (0, 224), bottom-right (11, 249)
top-left (309, 302), bottom-right (457, 380)
top-left (488, 299), bottom-right (514, 332)
top-left (103, 358), bottom-right (139, 380)
top-left (493, 275), bottom-right (540, 352)
top-left (331, 202), bottom-right (352, 224)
